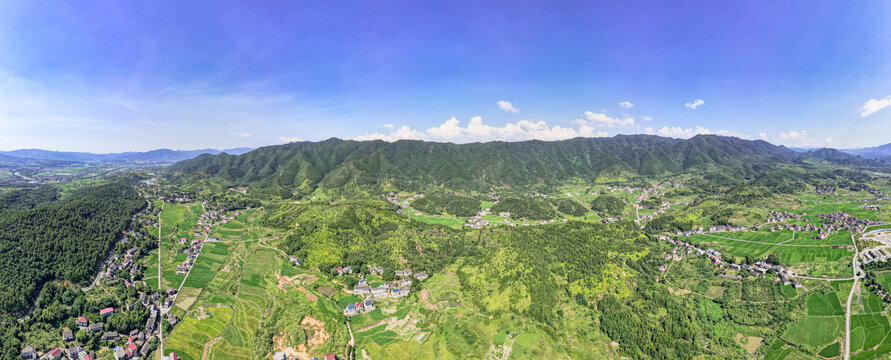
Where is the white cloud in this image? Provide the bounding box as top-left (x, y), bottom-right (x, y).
top-left (646, 125), bottom-right (750, 139)
top-left (382, 123), bottom-right (394, 129)
top-left (280, 136), bottom-right (301, 143)
top-left (779, 130), bottom-right (807, 141)
top-left (581, 111), bottom-right (635, 127)
top-left (353, 125), bottom-right (423, 142)
top-left (685, 99), bottom-right (704, 109)
top-left (758, 132), bottom-right (768, 140)
top-left (859, 96), bottom-right (891, 117)
top-left (619, 101), bottom-right (634, 109)
top-left (641, 116), bottom-right (652, 121)
top-left (240, 133), bottom-right (252, 138)
top-left (496, 100), bottom-right (519, 113)
top-left (353, 116), bottom-right (608, 143)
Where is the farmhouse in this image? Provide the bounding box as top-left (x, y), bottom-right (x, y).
top-left (88, 323), bottom-right (103, 333)
top-left (62, 329), bottom-right (74, 342)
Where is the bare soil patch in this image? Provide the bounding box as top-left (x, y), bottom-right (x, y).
top-left (302, 316), bottom-right (329, 351)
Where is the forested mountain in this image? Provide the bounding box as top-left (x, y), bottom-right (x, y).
top-left (0, 182), bottom-right (145, 313)
top-left (0, 147), bottom-right (253, 163)
top-left (170, 134), bottom-right (877, 196)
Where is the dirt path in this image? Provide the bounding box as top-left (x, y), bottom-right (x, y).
top-left (202, 335), bottom-right (222, 359)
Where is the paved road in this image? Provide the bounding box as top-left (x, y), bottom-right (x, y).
top-left (158, 201), bottom-right (164, 357)
top-left (844, 231), bottom-right (861, 360)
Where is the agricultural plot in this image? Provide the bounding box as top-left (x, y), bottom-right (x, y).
top-left (682, 232), bottom-right (853, 277)
top-left (805, 292), bottom-right (844, 316)
top-left (166, 242), bottom-right (290, 359)
top-left (781, 315), bottom-right (843, 350)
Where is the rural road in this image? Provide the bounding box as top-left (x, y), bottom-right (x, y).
top-left (158, 201), bottom-right (165, 357)
top-left (844, 231), bottom-right (861, 360)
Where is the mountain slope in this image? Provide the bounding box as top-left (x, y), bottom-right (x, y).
top-left (170, 135), bottom-right (817, 195)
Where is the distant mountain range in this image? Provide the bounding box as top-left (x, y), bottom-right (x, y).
top-left (841, 143), bottom-right (891, 160)
top-left (169, 135), bottom-right (886, 196)
top-left (0, 147), bottom-right (253, 163)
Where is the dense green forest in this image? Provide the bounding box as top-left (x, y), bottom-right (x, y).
top-left (490, 198), bottom-right (556, 220)
top-left (410, 193), bottom-right (481, 217)
top-left (169, 135), bottom-right (881, 198)
top-left (590, 195), bottom-right (625, 217)
top-left (0, 186), bottom-right (58, 211)
top-left (0, 182), bottom-right (144, 312)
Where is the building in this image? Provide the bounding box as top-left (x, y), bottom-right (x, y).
top-left (274, 352), bottom-right (288, 360)
top-left (21, 345), bottom-right (37, 359)
top-left (414, 272), bottom-right (428, 281)
top-left (99, 307), bottom-right (114, 317)
top-left (344, 303), bottom-right (357, 316)
top-left (112, 347), bottom-right (127, 360)
top-left (45, 348), bottom-right (62, 360)
top-left (62, 329), bottom-right (74, 342)
top-left (77, 316), bottom-right (89, 328)
top-left (88, 323), bottom-right (104, 333)
top-left (102, 331), bottom-right (120, 342)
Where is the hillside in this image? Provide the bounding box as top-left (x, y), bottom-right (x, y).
top-left (170, 135), bottom-right (808, 196)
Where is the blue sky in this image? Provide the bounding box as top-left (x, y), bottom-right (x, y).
top-left (0, 1), bottom-right (889, 152)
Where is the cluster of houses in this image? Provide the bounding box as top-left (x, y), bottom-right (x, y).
top-left (103, 245), bottom-right (142, 281)
top-left (351, 269), bottom-right (428, 301)
top-left (816, 186), bottom-right (838, 195)
top-left (765, 210), bottom-right (803, 223)
top-left (672, 225), bottom-right (746, 237)
top-left (659, 235), bottom-right (803, 288)
top-left (273, 353), bottom-right (338, 360)
top-left (343, 299), bottom-right (376, 316)
top-left (464, 207), bottom-right (492, 229)
top-left (817, 212), bottom-right (881, 233)
top-left (383, 192), bottom-right (425, 208)
top-left (22, 304), bottom-right (158, 360)
top-left (175, 239), bottom-right (204, 275)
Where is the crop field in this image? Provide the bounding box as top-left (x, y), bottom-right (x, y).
top-left (805, 292), bottom-right (844, 316)
top-left (182, 242), bottom-right (229, 289)
top-left (781, 315), bottom-right (843, 349)
top-left (166, 242), bottom-right (286, 359)
top-left (681, 231), bottom-right (853, 277)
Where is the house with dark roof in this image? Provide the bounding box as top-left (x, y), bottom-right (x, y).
top-left (62, 329), bottom-right (74, 342)
top-left (88, 323), bottom-right (103, 333)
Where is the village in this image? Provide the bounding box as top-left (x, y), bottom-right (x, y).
top-left (344, 267), bottom-right (428, 316)
top-left (659, 235), bottom-right (804, 288)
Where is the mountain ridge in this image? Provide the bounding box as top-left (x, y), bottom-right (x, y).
top-left (170, 134), bottom-right (882, 196)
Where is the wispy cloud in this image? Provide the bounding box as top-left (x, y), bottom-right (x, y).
top-left (619, 101), bottom-right (634, 109)
top-left (685, 99), bottom-right (704, 109)
top-left (860, 96), bottom-right (891, 118)
top-left (497, 100), bottom-right (519, 113)
top-left (280, 136), bottom-right (301, 143)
